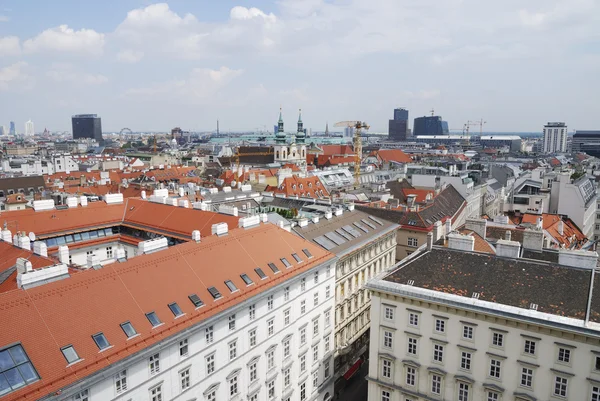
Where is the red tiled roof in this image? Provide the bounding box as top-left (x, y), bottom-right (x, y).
top-left (317, 144), bottom-right (354, 156)
top-left (4, 193), bottom-right (28, 204)
top-left (265, 176), bottom-right (329, 199)
top-left (0, 223), bottom-right (334, 401)
top-left (372, 149), bottom-right (412, 164)
top-left (0, 242), bottom-right (59, 294)
top-left (402, 188), bottom-right (435, 203)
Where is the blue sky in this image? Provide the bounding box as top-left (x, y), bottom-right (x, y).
top-left (1, 0), bottom-right (599, 133)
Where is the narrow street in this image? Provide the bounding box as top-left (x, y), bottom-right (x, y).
top-left (335, 359), bottom-right (369, 401)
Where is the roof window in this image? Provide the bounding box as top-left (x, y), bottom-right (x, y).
top-left (188, 293), bottom-right (204, 308)
top-left (268, 262), bottom-right (280, 274)
top-left (168, 302), bottom-right (184, 317)
top-left (208, 287), bottom-right (222, 300)
top-left (120, 321), bottom-right (137, 338)
top-left (281, 258), bottom-right (292, 268)
top-left (292, 253), bottom-right (302, 263)
top-left (225, 280), bottom-right (238, 292)
top-left (255, 268), bottom-right (267, 279)
top-left (0, 345), bottom-right (39, 394)
top-left (240, 274), bottom-right (254, 285)
top-left (145, 312), bottom-right (162, 327)
top-left (92, 332), bottom-right (111, 350)
top-left (60, 345), bottom-right (80, 364)
top-left (302, 248), bottom-right (313, 258)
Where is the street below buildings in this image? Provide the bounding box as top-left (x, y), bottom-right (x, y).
top-left (334, 358), bottom-right (369, 401)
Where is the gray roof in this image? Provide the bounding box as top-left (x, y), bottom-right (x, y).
top-left (0, 176), bottom-right (45, 192)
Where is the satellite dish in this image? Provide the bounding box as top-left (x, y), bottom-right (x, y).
top-left (28, 232), bottom-right (36, 241)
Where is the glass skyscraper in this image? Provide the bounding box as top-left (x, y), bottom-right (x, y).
top-left (72, 114), bottom-right (103, 144)
top-left (388, 108), bottom-right (409, 141)
top-left (413, 115), bottom-right (449, 136)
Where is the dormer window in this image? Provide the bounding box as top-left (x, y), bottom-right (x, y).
top-left (299, 184), bottom-right (303, 190)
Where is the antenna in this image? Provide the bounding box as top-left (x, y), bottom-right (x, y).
top-left (430, 108), bottom-right (435, 116)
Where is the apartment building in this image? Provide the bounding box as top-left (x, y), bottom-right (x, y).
top-left (0, 220), bottom-right (337, 401)
top-left (366, 230), bottom-right (600, 401)
top-left (292, 206), bottom-right (398, 382)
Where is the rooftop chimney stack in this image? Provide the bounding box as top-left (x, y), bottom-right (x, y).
top-left (58, 245), bottom-right (70, 264)
top-left (465, 218), bottom-right (486, 240)
top-left (505, 230), bottom-right (512, 241)
top-left (192, 230), bottom-right (201, 243)
top-left (496, 239), bottom-right (521, 259)
top-left (80, 196), bottom-right (88, 207)
top-left (1, 229), bottom-right (11, 243)
top-left (523, 228), bottom-right (544, 252)
top-left (445, 218), bottom-right (452, 236)
top-left (16, 258), bottom-right (33, 274)
top-left (447, 233), bottom-right (475, 251)
top-left (427, 232), bottom-right (433, 251)
top-left (34, 241), bottom-right (49, 257)
top-left (432, 221), bottom-right (443, 242)
top-left (558, 220), bottom-right (564, 236)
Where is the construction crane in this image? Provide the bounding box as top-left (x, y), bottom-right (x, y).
top-left (232, 149), bottom-right (274, 183)
top-left (334, 121), bottom-right (369, 187)
top-left (468, 119), bottom-right (487, 135)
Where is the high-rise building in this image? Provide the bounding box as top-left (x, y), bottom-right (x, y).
top-left (9, 121), bottom-right (15, 135)
top-left (572, 130), bottom-right (600, 157)
top-left (388, 108), bottom-right (409, 141)
top-left (72, 114), bottom-right (103, 144)
top-left (413, 115), bottom-right (449, 136)
top-left (0, 126), bottom-right (6, 135)
top-left (344, 126), bottom-right (355, 138)
top-left (24, 120), bottom-right (34, 136)
top-left (543, 122), bottom-right (567, 153)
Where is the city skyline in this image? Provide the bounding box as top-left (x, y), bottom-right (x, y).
top-left (0, 0), bottom-right (598, 132)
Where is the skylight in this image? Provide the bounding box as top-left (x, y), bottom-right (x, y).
top-left (255, 268), bottom-right (267, 279)
top-left (208, 287), bottom-right (222, 300)
top-left (280, 258), bottom-right (292, 268)
top-left (302, 248), bottom-right (313, 258)
top-left (120, 321), bottom-right (137, 338)
top-left (188, 294), bottom-right (204, 308)
top-left (225, 280), bottom-right (238, 292)
top-left (292, 253), bottom-right (302, 263)
top-left (0, 345), bottom-right (39, 394)
top-left (240, 274), bottom-right (254, 285)
top-left (146, 312), bottom-right (162, 327)
top-left (92, 332), bottom-right (111, 350)
top-left (60, 345), bottom-right (80, 364)
top-left (369, 216), bottom-right (384, 225)
top-left (268, 262), bottom-right (280, 273)
top-left (168, 302), bottom-right (184, 317)
top-left (361, 218), bottom-right (377, 230)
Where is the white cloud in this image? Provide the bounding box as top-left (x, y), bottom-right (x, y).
top-left (0, 15), bottom-right (9, 22)
top-left (46, 63), bottom-right (108, 85)
top-left (230, 6), bottom-right (277, 23)
top-left (117, 49), bottom-right (144, 63)
top-left (0, 36), bottom-right (20, 56)
top-left (0, 62), bottom-right (32, 91)
top-left (23, 25), bottom-right (105, 55)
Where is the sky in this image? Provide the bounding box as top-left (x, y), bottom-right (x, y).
top-left (0, 0), bottom-right (599, 133)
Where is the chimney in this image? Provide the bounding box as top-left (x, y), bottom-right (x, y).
top-left (33, 242), bottom-right (48, 257)
top-left (523, 229), bottom-right (544, 251)
top-left (66, 197), bottom-right (78, 208)
top-left (138, 237), bottom-right (169, 254)
top-left (447, 233), bottom-right (475, 251)
top-left (141, 190), bottom-right (147, 199)
top-left (192, 230), bottom-right (201, 243)
top-left (348, 203), bottom-right (355, 211)
top-left (334, 208), bottom-right (343, 216)
top-left (505, 230), bottom-right (512, 241)
top-left (80, 195), bottom-right (88, 207)
top-left (325, 210), bottom-right (333, 219)
top-left (536, 216), bottom-right (543, 230)
top-left (16, 258), bottom-right (33, 274)
top-left (432, 221), bottom-right (443, 242)
top-left (406, 194), bottom-right (416, 209)
top-left (58, 245), bottom-right (70, 264)
top-left (558, 220), bottom-right (564, 236)
top-left (261, 213), bottom-right (268, 223)
top-left (312, 216), bottom-right (320, 224)
top-left (211, 223), bottom-right (229, 236)
top-left (298, 218), bottom-right (309, 228)
top-left (12, 234), bottom-right (19, 246)
top-left (445, 218), bottom-right (452, 236)
top-left (17, 262), bottom-right (69, 289)
top-left (465, 218), bottom-right (487, 240)
top-left (115, 247), bottom-right (126, 260)
top-left (238, 215), bottom-right (261, 229)
top-left (427, 232), bottom-right (433, 251)
top-left (86, 254), bottom-right (101, 269)
top-left (1, 229), bottom-right (11, 243)
top-left (496, 239), bottom-right (521, 259)
top-left (559, 249), bottom-right (598, 269)
top-left (19, 235), bottom-right (30, 251)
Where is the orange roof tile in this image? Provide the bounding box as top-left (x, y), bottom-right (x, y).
top-left (374, 149), bottom-right (412, 164)
top-left (265, 176), bottom-right (329, 199)
top-left (402, 188), bottom-right (435, 203)
top-left (4, 193), bottom-right (28, 204)
top-left (0, 223), bottom-right (334, 401)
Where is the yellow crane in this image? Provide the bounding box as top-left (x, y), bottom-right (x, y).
top-left (334, 121), bottom-right (370, 187)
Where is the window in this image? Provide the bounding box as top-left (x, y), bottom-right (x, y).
top-left (324, 359), bottom-right (331, 379)
top-left (382, 390), bottom-right (391, 401)
top-left (384, 307), bottom-right (394, 321)
top-left (146, 312), bottom-right (162, 327)
top-left (592, 386), bottom-right (600, 401)
top-left (301, 327), bottom-right (307, 345)
top-left (188, 293), bottom-right (204, 308)
top-left (383, 331), bottom-right (393, 348)
top-left (487, 391), bottom-right (499, 401)
top-left (180, 367), bottom-right (190, 391)
top-left (268, 349), bottom-right (275, 370)
top-left (521, 367), bottom-right (533, 387)
top-left (266, 294), bottom-right (274, 310)
top-left (489, 359), bottom-right (501, 379)
top-left (524, 339), bottom-right (536, 355)
top-left (106, 246), bottom-right (113, 259)
top-left (73, 389), bottom-right (89, 401)
top-left (300, 353), bottom-right (307, 373)
top-left (292, 253), bottom-right (302, 263)
top-left (241, 273), bottom-right (253, 285)
top-left (325, 309), bottom-right (331, 328)
top-left (463, 325), bottom-right (473, 340)
top-left (208, 286), bottom-right (222, 299)
top-left (0, 344), bottom-right (39, 396)
top-left (268, 319), bottom-right (275, 336)
top-left (179, 338), bottom-right (189, 357)
top-left (92, 333), bottom-right (111, 350)
top-left (314, 270), bottom-right (319, 284)
top-left (433, 343), bottom-right (444, 363)
top-left (558, 347), bottom-right (571, 363)
top-left (268, 379), bottom-right (276, 398)
top-left (325, 336), bottom-right (330, 353)
top-left (302, 248), bottom-right (313, 258)
top-left (458, 382), bottom-right (470, 401)
top-left (229, 314), bottom-right (236, 331)
top-left (149, 353), bottom-right (160, 375)
top-left (255, 268), bottom-right (267, 279)
top-left (313, 344), bottom-right (319, 362)
top-left (301, 299), bottom-right (306, 314)
top-left (326, 265), bottom-right (331, 277)
top-left (284, 367), bottom-right (291, 388)
top-left (492, 332), bottom-right (504, 347)
top-left (435, 319), bottom-right (445, 333)
top-left (250, 361), bottom-right (257, 382)
top-left (225, 280), bottom-right (238, 292)
top-left (431, 374), bottom-right (441, 395)
top-left (407, 337), bottom-right (418, 355)
top-left (460, 351), bottom-right (471, 370)
top-left (407, 237), bottom-right (418, 247)
top-left (284, 309), bottom-right (291, 326)
top-left (168, 302), bottom-right (184, 317)
top-left (284, 286), bottom-right (290, 301)
top-left (313, 370), bottom-right (319, 389)
top-left (313, 319), bottom-right (320, 337)
top-left (301, 278), bottom-right (306, 291)
top-left (406, 366), bottom-right (416, 386)
top-left (206, 326), bottom-right (214, 343)
top-left (206, 353), bottom-right (215, 374)
top-left (409, 312), bottom-right (419, 327)
top-left (595, 356), bottom-right (600, 371)
top-left (314, 292), bottom-right (319, 306)
top-left (61, 345), bottom-right (80, 364)
top-left (326, 285), bottom-right (331, 298)
top-left (283, 337), bottom-right (291, 358)
top-left (554, 376), bottom-right (568, 397)
top-left (248, 304), bottom-right (256, 320)
top-left (249, 328), bottom-right (257, 347)
top-left (229, 340), bottom-right (237, 360)
top-left (382, 359), bottom-right (392, 378)
top-left (229, 375), bottom-right (238, 397)
top-left (268, 262), bottom-right (280, 273)
top-left (281, 257), bottom-right (292, 268)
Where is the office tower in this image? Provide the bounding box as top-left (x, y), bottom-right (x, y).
top-left (72, 114), bottom-right (103, 144)
top-left (543, 122), bottom-right (567, 153)
top-left (344, 127), bottom-right (355, 138)
top-left (0, 126), bottom-right (6, 135)
top-left (9, 121), bottom-right (15, 135)
top-left (388, 108), bottom-right (409, 141)
top-left (25, 120), bottom-right (34, 136)
top-left (413, 115), bottom-right (450, 136)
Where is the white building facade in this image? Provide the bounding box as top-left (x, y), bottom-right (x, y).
top-left (25, 119), bottom-right (34, 136)
top-left (543, 122), bottom-right (567, 153)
